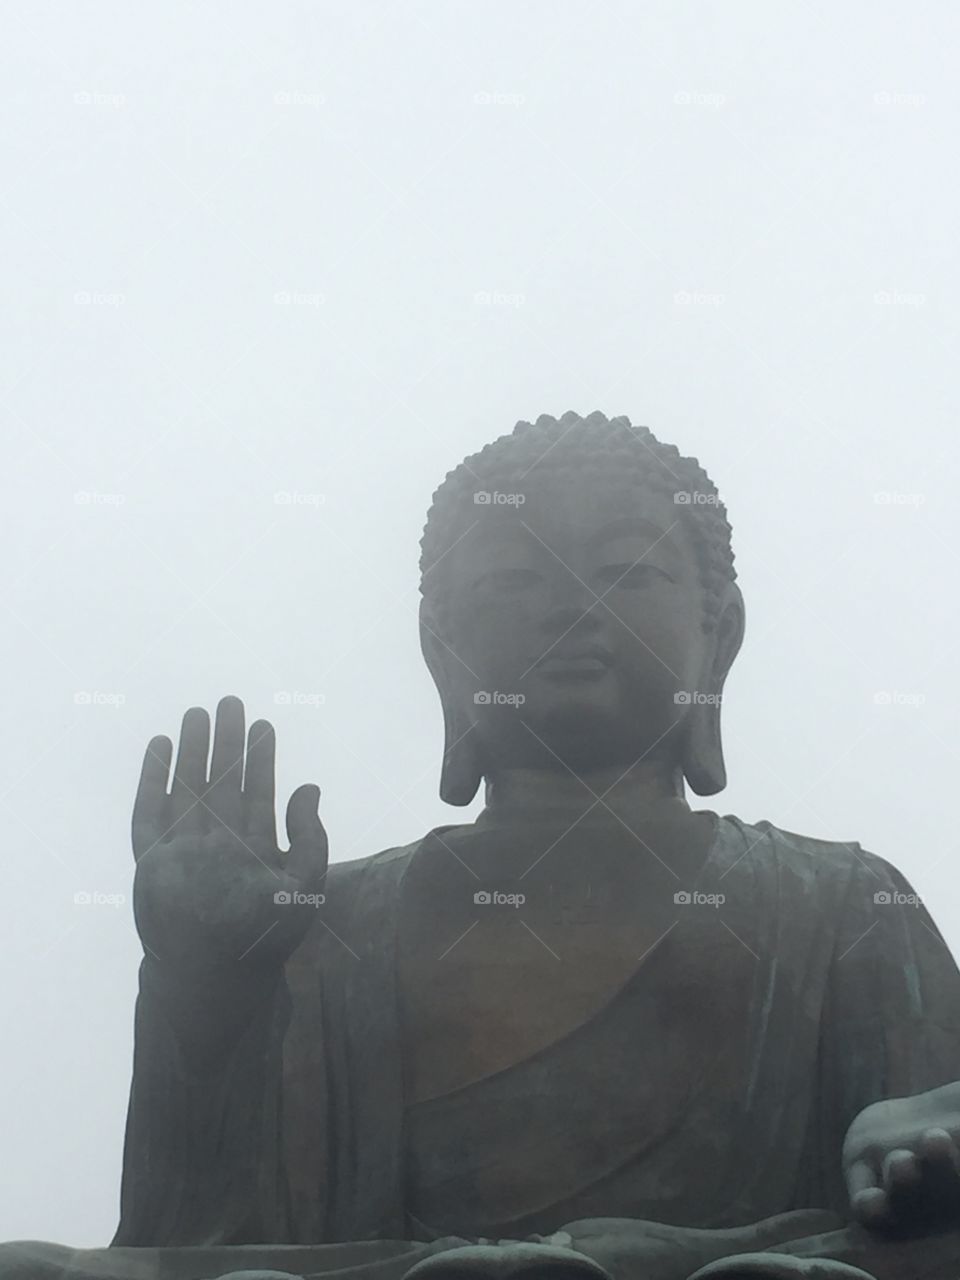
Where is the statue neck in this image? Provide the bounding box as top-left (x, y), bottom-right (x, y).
top-left (478, 762), bottom-right (690, 829)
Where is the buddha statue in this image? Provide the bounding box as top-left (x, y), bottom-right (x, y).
top-left (6, 410), bottom-right (960, 1280)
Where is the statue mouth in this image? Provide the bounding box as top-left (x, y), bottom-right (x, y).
top-left (535, 644), bottom-right (613, 678)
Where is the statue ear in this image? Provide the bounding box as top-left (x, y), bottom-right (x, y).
top-left (682, 584), bottom-right (745, 797)
top-left (419, 599), bottom-right (483, 806)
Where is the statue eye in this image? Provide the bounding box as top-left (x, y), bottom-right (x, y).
top-left (475, 568), bottom-right (543, 592)
top-left (597, 562), bottom-right (673, 589)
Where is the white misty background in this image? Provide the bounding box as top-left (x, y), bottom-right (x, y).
top-left (1, 0), bottom-right (958, 1248)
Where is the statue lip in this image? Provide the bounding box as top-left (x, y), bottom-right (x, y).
top-left (535, 642), bottom-right (613, 673)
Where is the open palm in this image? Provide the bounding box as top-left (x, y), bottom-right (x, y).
top-left (132, 694), bottom-right (328, 971)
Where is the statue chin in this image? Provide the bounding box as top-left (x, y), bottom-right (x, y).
top-left (506, 705), bottom-right (664, 772)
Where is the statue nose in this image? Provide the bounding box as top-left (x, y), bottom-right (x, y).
top-left (542, 582), bottom-right (603, 633)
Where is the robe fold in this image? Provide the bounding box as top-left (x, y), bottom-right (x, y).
top-left (404, 816), bottom-right (960, 1236)
top-left (5, 814), bottom-right (960, 1280)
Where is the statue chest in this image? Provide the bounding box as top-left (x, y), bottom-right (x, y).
top-left (397, 833), bottom-right (701, 1105)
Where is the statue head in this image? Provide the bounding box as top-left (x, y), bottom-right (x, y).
top-left (418, 410), bottom-right (745, 806)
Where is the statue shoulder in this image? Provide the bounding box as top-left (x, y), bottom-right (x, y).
top-left (288, 824), bottom-right (475, 964)
top-left (722, 813), bottom-right (899, 886)
top-left (323, 822), bottom-right (474, 904)
top-left (326, 842), bottom-right (418, 881)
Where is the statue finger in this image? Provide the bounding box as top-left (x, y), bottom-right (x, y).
top-left (882, 1147), bottom-right (921, 1194)
top-left (913, 1127), bottom-right (960, 1218)
top-left (917, 1125), bottom-right (960, 1176)
top-left (846, 1159), bottom-right (888, 1227)
top-left (285, 783), bottom-right (328, 888)
top-left (132, 734), bottom-right (171, 859)
top-left (879, 1148), bottom-right (926, 1223)
top-left (845, 1157), bottom-right (879, 1199)
top-left (170, 706), bottom-right (210, 830)
top-left (207, 695), bottom-right (245, 835)
top-left (244, 718), bottom-right (277, 846)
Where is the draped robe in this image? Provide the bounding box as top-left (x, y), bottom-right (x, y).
top-left (6, 814), bottom-right (960, 1279)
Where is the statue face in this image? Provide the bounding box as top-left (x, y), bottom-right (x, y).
top-left (431, 481), bottom-right (720, 775)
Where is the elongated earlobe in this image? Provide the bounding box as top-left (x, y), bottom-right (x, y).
top-left (682, 587), bottom-right (744, 796)
top-left (681, 696), bottom-right (726, 795)
top-left (439, 708), bottom-right (483, 806)
top-left (420, 599), bottom-right (483, 806)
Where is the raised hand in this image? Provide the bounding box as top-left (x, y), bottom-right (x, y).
top-left (132, 694), bottom-right (328, 973)
top-left (843, 1082), bottom-right (960, 1232)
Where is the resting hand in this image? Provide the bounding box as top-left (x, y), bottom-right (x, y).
top-left (843, 1081), bottom-right (960, 1232)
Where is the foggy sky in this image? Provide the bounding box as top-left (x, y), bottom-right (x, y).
top-left (2, 0), bottom-right (959, 1247)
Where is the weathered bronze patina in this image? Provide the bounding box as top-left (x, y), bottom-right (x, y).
top-left (5, 412), bottom-right (960, 1280)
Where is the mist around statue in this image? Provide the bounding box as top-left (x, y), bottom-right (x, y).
top-left (3, 6), bottom-right (960, 1280)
